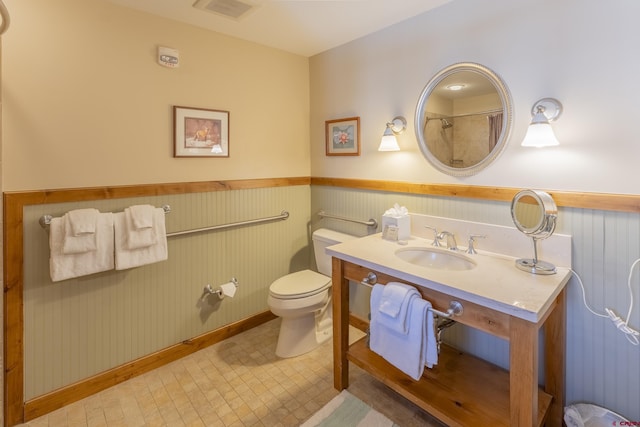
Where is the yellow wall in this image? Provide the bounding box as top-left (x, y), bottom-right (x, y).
top-left (1, 1), bottom-right (312, 417)
top-left (2, 0), bottom-right (310, 191)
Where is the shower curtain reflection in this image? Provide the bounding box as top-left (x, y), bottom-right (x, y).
top-left (488, 112), bottom-right (503, 151)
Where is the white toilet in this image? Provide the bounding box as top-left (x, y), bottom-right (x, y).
top-left (268, 228), bottom-right (356, 358)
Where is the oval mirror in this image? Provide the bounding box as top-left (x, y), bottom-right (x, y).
top-left (415, 63), bottom-right (513, 176)
top-left (510, 189), bottom-right (557, 275)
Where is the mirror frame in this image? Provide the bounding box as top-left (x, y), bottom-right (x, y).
top-left (510, 189), bottom-right (557, 239)
top-left (414, 62), bottom-right (513, 176)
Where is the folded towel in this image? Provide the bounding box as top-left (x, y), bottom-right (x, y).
top-left (49, 213), bottom-right (114, 282)
top-left (62, 212), bottom-right (97, 254)
top-left (66, 208), bottom-right (100, 235)
top-left (124, 206), bottom-right (157, 249)
top-left (378, 282), bottom-right (420, 335)
top-left (378, 282), bottom-right (416, 317)
top-left (114, 208), bottom-right (168, 270)
top-left (127, 204), bottom-right (155, 229)
top-left (370, 283), bottom-right (430, 380)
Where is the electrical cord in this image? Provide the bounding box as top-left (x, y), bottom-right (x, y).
top-left (571, 259), bottom-right (640, 346)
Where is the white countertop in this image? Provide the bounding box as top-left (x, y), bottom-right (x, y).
top-left (326, 233), bottom-right (571, 323)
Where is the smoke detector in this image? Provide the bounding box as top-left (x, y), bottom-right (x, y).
top-left (193, 0), bottom-right (259, 20)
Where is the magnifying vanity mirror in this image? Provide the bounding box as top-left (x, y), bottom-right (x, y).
top-left (511, 189), bottom-right (558, 275)
top-left (415, 63), bottom-right (513, 176)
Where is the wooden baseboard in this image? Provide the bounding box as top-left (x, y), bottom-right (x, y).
top-left (23, 311), bottom-right (277, 422)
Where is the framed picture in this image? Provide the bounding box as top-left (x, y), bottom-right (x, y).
top-left (325, 117), bottom-right (360, 156)
top-left (173, 106), bottom-right (230, 157)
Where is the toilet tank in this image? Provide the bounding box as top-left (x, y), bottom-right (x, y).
top-left (312, 228), bottom-right (357, 276)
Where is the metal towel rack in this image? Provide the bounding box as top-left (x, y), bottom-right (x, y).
top-left (39, 206), bottom-right (290, 238)
top-left (360, 272), bottom-right (463, 319)
top-left (317, 210), bottom-right (378, 228)
top-left (39, 205), bottom-right (172, 230)
top-left (167, 211), bottom-right (289, 237)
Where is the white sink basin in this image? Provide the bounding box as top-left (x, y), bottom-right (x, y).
top-left (395, 247), bottom-right (477, 271)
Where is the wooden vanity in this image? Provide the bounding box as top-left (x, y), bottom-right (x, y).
top-left (329, 235), bottom-right (570, 427)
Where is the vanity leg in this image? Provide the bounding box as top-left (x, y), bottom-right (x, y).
top-left (543, 289), bottom-right (566, 427)
top-left (332, 257), bottom-right (349, 390)
top-left (510, 316), bottom-right (538, 426)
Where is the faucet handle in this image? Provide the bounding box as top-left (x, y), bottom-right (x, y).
top-left (424, 226), bottom-right (442, 247)
top-left (466, 234), bottom-right (486, 254)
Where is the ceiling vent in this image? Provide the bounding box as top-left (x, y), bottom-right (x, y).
top-left (193, 0), bottom-right (256, 20)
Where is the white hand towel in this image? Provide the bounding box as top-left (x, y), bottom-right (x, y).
top-left (378, 282), bottom-right (420, 335)
top-left (62, 213), bottom-right (97, 254)
top-left (66, 208), bottom-right (99, 235)
top-left (128, 204), bottom-right (155, 229)
top-left (124, 206), bottom-right (157, 249)
top-left (49, 213), bottom-right (114, 282)
top-left (114, 208), bottom-right (168, 270)
top-left (370, 284), bottom-right (430, 380)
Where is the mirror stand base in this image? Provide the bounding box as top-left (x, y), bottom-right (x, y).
top-left (516, 258), bottom-right (557, 275)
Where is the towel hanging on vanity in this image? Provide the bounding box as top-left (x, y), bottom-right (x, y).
top-left (369, 283), bottom-right (438, 380)
top-left (377, 282), bottom-right (420, 335)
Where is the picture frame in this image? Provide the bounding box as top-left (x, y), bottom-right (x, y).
top-left (325, 117), bottom-right (360, 156)
top-left (173, 106), bottom-right (230, 157)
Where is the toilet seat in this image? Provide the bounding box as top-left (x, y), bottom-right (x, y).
top-left (269, 270), bottom-right (331, 299)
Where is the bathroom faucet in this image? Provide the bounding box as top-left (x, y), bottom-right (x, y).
top-left (424, 226), bottom-right (442, 247)
top-left (438, 231), bottom-right (458, 251)
top-left (466, 234), bottom-right (486, 254)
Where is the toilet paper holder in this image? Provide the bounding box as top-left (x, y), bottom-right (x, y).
top-left (201, 277), bottom-right (238, 301)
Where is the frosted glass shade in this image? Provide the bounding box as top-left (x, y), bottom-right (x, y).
top-left (521, 113), bottom-right (559, 147)
top-left (379, 134), bottom-right (400, 151)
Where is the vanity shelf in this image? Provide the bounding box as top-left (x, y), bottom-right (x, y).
top-left (331, 256), bottom-right (569, 427)
top-left (347, 338), bottom-right (552, 426)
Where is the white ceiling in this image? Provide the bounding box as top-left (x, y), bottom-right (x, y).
top-left (106, 0), bottom-right (453, 57)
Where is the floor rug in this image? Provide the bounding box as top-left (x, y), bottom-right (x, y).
top-left (301, 390), bottom-right (400, 427)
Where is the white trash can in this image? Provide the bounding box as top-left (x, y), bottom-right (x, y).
top-left (564, 403), bottom-right (629, 427)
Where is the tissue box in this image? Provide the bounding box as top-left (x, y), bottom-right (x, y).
top-left (381, 215), bottom-right (410, 240)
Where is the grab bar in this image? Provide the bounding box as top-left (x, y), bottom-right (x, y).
top-left (317, 210), bottom-right (378, 228)
top-left (167, 211), bottom-right (289, 237)
top-left (39, 205), bottom-right (171, 230)
top-left (0, 1), bottom-right (10, 35)
top-left (360, 272), bottom-right (463, 319)
top-left (39, 206), bottom-right (289, 237)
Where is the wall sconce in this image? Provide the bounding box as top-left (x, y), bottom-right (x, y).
top-left (378, 116), bottom-right (407, 151)
top-left (521, 98), bottom-right (562, 147)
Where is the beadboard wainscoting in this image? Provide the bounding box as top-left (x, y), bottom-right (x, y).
top-left (310, 182), bottom-right (640, 421)
top-left (5, 177), bottom-right (640, 424)
top-left (4, 178), bottom-right (311, 425)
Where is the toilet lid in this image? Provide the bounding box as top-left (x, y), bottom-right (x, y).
top-left (270, 270), bottom-right (331, 299)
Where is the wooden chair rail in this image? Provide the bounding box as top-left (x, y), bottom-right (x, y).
top-left (311, 177), bottom-right (640, 213)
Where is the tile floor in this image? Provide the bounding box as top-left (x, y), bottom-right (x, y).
top-left (17, 319), bottom-right (444, 426)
